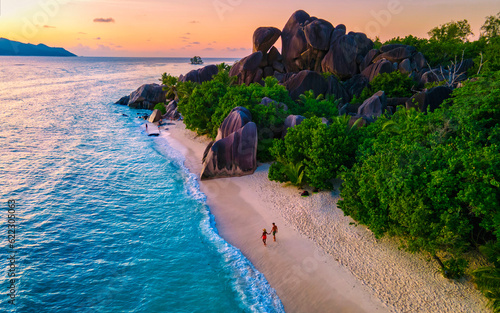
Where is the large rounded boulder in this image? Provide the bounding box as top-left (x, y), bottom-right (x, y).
top-left (268, 46), bottom-right (283, 64)
top-left (304, 19), bottom-right (334, 51)
top-left (406, 86), bottom-right (452, 113)
top-left (115, 95), bottom-right (130, 105)
top-left (413, 52), bottom-right (427, 71)
top-left (284, 70), bottom-right (328, 100)
top-left (253, 27), bottom-right (281, 53)
top-left (201, 122), bottom-right (258, 179)
top-left (179, 65), bottom-right (218, 83)
top-left (359, 49), bottom-right (380, 72)
top-left (229, 51), bottom-right (264, 85)
top-left (351, 32), bottom-right (374, 59)
top-left (128, 84), bottom-right (166, 109)
top-left (281, 10), bottom-right (311, 73)
top-left (372, 45), bottom-right (416, 64)
top-left (357, 90), bottom-right (387, 122)
top-left (321, 34), bottom-right (359, 80)
top-left (361, 59), bottom-right (394, 82)
top-left (398, 58), bottom-right (414, 74)
top-left (216, 106), bottom-right (252, 141)
top-left (327, 75), bottom-right (351, 104)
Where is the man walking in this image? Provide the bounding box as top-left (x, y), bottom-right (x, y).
top-left (271, 223), bottom-right (278, 242)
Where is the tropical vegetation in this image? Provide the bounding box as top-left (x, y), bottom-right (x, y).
top-left (157, 12), bottom-right (500, 311)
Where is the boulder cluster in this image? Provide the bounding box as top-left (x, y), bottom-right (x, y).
top-left (116, 9), bottom-right (475, 180)
top-left (224, 9), bottom-right (476, 130)
top-left (229, 28), bottom-right (285, 85)
top-left (115, 65), bottom-right (218, 114)
top-left (229, 10), bottom-right (473, 114)
top-left (229, 10), bottom-right (376, 86)
top-left (201, 107), bottom-right (258, 179)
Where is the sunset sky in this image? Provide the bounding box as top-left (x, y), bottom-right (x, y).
top-left (0, 0), bottom-right (499, 57)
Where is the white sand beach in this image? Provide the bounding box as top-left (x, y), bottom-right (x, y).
top-left (160, 120), bottom-right (490, 313)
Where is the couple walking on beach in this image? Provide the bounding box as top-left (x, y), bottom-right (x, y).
top-left (261, 223), bottom-right (278, 246)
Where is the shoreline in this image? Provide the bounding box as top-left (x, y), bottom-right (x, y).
top-left (159, 120), bottom-right (490, 313)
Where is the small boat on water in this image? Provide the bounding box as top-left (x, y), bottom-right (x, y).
top-left (190, 56), bottom-right (203, 64)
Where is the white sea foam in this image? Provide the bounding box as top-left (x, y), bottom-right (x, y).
top-left (153, 133), bottom-right (285, 313)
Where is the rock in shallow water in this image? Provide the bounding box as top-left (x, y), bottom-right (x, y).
top-left (128, 84), bottom-right (166, 109)
top-left (148, 109), bottom-right (162, 123)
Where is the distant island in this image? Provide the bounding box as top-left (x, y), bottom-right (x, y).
top-left (190, 56), bottom-right (203, 64)
top-left (0, 38), bottom-right (76, 57)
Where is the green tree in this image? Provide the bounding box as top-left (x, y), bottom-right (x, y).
top-left (428, 19), bottom-right (473, 42)
top-left (470, 36), bottom-right (500, 74)
top-left (269, 117), bottom-right (360, 190)
top-left (209, 78), bottom-right (292, 160)
top-left (296, 90), bottom-right (339, 121)
top-left (153, 103), bottom-right (166, 114)
top-left (338, 72), bottom-right (500, 308)
top-left (351, 71), bottom-right (416, 104)
top-left (473, 242), bottom-right (500, 312)
top-left (160, 73), bottom-right (179, 100)
top-left (176, 80), bottom-right (198, 101)
top-left (177, 80), bottom-right (228, 135)
top-left (339, 107), bottom-right (478, 256)
top-left (481, 12), bottom-right (500, 40)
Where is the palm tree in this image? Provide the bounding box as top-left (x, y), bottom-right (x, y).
top-left (161, 73), bottom-right (179, 101)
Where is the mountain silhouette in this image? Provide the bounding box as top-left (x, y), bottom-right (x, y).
top-left (0, 38), bottom-right (76, 57)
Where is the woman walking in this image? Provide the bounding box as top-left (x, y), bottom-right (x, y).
top-left (261, 229), bottom-right (269, 246)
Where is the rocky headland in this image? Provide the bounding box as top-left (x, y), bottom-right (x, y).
top-left (117, 9), bottom-right (472, 180)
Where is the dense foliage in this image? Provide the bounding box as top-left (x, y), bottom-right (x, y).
top-left (340, 109), bottom-right (461, 250)
top-left (177, 78), bottom-right (227, 135)
top-left (295, 90), bottom-right (340, 120)
top-left (210, 77), bottom-right (293, 139)
top-left (351, 71), bottom-right (416, 104)
top-left (153, 103), bottom-right (166, 115)
top-left (481, 12), bottom-right (500, 39)
top-left (269, 116), bottom-right (360, 190)
top-left (427, 19), bottom-right (473, 43)
top-left (384, 13), bottom-right (500, 73)
top-left (159, 14), bottom-right (500, 308)
top-left (161, 73), bottom-right (179, 100)
top-left (352, 16), bottom-right (500, 308)
top-left (338, 72), bottom-right (500, 308)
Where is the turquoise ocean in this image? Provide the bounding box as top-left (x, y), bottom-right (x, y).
top-left (0, 57), bottom-right (285, 313)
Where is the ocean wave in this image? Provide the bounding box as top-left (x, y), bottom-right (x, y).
top-left (153, 133), bottom-right (285, 313)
